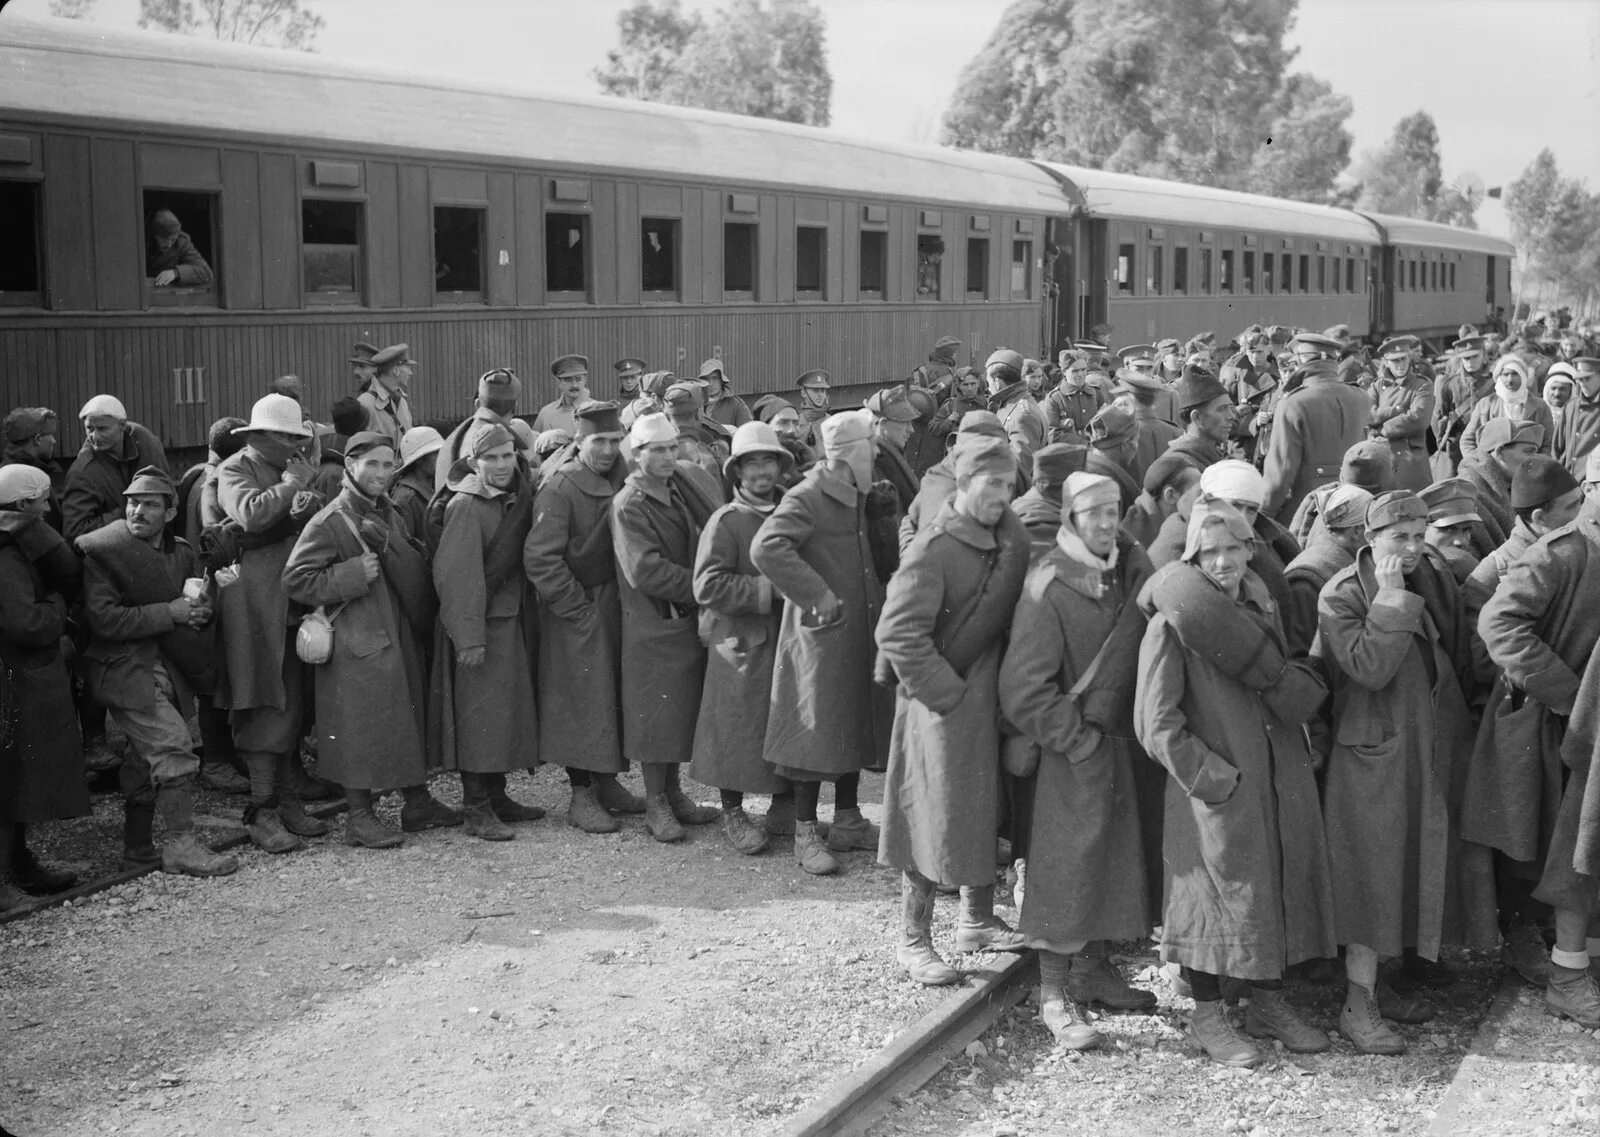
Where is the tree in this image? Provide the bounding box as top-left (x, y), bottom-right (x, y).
top-left (593, 0), bottom-right (832, 127)
top-left (137, 0), bottom-right (325, 52)
top-left (48, 0), bottom-right (100, 17)
top-left (940, 0), bottom-right (1352, 203)
top-left (1353, 111), bottom-right (1443, 217)
top-left (1505, 149), bottom-right (1600, 312)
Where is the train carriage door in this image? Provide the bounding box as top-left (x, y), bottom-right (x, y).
top-left (1485, 254), bottom-right (1497, 317)
top-left (1048, 215), bottom-right (1075, 354)
top-left (1375, 244), bottom-right (1393, 337)
top-left (1082, 217), bottom-right (1108, 343)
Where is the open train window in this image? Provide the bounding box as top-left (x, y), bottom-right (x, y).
top-left (1220, 250), bottom-right (1234, 294)
top-left (1012, 240), bottom-right (1032, 299)
top-left (1262, 253), bottom-right (1274, 294)
top-left (1173, 247), bottom-right (1189, 295)
top-left (144, 189), bottom-right (218, 307)
top-left (796, 226), bottom-right (826, 298)
top-left (1241, 251), bottom-right (1254, 293)
top-left (725, 222), bottom-right (758, 299)
top-left (966, 238), bottom-right (989, 298)
top-left (546, 212), bottom-right (590, 300)
top-left (1116, 244), bottom-right (1134, 294)
top-left (1298, 254), bottom-right (1309, 293)
top-left (859, 230), bottom-right (887, 299)
top-left (1408, 260), bottom-right (1417, 290)
top-left (917, 235), bottom-right (944, 300)
top-left (1199, 248), bottom-right (1212, 294)
top-left (1146, 246), bottom-right (1162, 296)
top-left (0, 180), bottom-right (42, 306)
top-left (301, 198), bottom-right (362, 306)
top-left (1346, 258), bottom-right (1356, 293)
top-left (640, 217), bottom-right (680, 301)
top-left (433, 206), bottom-right (485, 301)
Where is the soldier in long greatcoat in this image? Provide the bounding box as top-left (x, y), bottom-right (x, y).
top-left (752, 410), bottom-right (893, 875)
top-left (429, 422), bottom-right (542, 841)
top-left (689, 423), bottom-right (794, 855)
top-left (282, 432), bottom-right (453, 849)
top-left (1368, 338), bottom-right (1435, 491)
top-left (1000, 473), bottom-right (1156, 1051)
top-left (524, 402), bottom-right (642, 835)
top-left (610, 413), bottom-right (722, 843)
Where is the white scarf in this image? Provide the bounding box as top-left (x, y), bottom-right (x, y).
top-left (1495, 371), bottom-right (1529, 416)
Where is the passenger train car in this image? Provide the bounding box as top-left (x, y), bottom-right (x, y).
top-left (0, 16), bottom-right (1514, 453)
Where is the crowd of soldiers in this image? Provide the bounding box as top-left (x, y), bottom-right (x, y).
top-left (2, 310), bottom-right (1599, 1070)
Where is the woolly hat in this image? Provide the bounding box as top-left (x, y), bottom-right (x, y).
top-left (0, 464), bottom-right (52, 506)
top-left (1199, 459), bottom-right (1267, 506)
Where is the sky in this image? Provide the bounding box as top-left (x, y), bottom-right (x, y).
top-left (10, 0), bottom-right (1600, 238)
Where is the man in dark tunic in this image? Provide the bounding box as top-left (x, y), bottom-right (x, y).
top-left (63, 395), bottom-right (171, 546)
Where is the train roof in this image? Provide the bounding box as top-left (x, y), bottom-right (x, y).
top-left (1034, 162), bottom-right (1379, 246)
top-left (1356, 212), bottom-right (1516, 256)
top-left (0, 15), bottom-right (1067, 213)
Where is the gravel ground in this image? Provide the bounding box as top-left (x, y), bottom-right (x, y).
top-left (863, 947), bottom-right (1520, 1137)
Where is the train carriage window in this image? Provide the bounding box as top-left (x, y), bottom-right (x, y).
top-left (1408, 260), bottom-right (1417, 291)
top-left (1449, 263), bottom-right (1457, 291)
top-left (724, 222), bottom-right (757, 299)
top-left (1012, 240), bottom-right (1033, 299)
top-left (0, 180), bottom-right (42, 306)
top-left (545, 212), bottom-right (590, 299)
top-left (1346, 257), bottom-right (1356, 293)
top-left (1242, 251), bottom-right (1255, 293)
top-left (1146, 246), bottom-right (1163, 296)
top-left (859, 230), bottom-right (887, 299)
top-left (1262, 253), bottom-right (1274, 294)
top-left (966, 237), bottom-right (989, 298)
top-left (144, 189), bottom-right (218, 306)
top-left (1432, 262), bottom-right (1441, 291)
top-left (301, 198), bottom-right (363, 305)
top-left (1116, 244), bottom-right (1135, 294)
top-left (433, 206), bottom-right (485, 300)
top-left (1173, 247), bottom-right (1189, 295)
top-left (796, 225), bottom-right (826, 298)
top-left (640, 217), bottom-right (680, 300)
top-left (1199, 248), bottom-right (1213, 294)
top-left (1220, 249), bottom-right (1234, 294)
top-left (1298, 254), bottom-right (1309, 293)
top-left (917, 235), bottom-right (944, 300)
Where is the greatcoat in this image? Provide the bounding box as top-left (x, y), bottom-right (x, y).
top-left (610, 470), bottom-right (709, 766)
top-left (1136, 569), bottom-right (1337, 979)
top-left (1001, 538), bottom-right (1154, 950)
top-left (1458, 454), bottom-right (1513, 548)
top-left (61, 422), bottom-right (170, 545)
top-left (1459, 394), bottom-right (1555, 461)
top-left (524, 458), bottom-right (626, 774)
top-left (688, 491), bottom-right (785, 793)
top-left (1554, 380), bottom-right (1600, 475)
top-left (282, 481), bottom-right (434, 789)
top-left (876, 502), bottom-right (1028, 885)
top-left (752, 464), bottom-right (893, 780)
top-left (1281, 538), bottom-right (1354, 659)
top-left (1368, 373), bottom-right (1435, 491)
top-left (1315, 547), bottom-right (1486, 958)
top-left (1261, 367), bottom-right (1371, 525)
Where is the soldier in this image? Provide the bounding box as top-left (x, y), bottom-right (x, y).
top-left (532, 354), bottom-right (591, 436)
top-left (1368, 336), bottom-right (1435, 491)
top-left (663, 381), bottom-right (731, 491)
top-left (1433, 335), bottom-right (1495, 476)
top-left (1261, 333), bottom-right (1372, 525)
top-left (611, 412), bottom-right (722, 842)
top-left (1166, 366), bottom-right (1233, 474)
top-left (1544, 365), bottom-right (1576, 437)
top-left (145, 209), bottom-right (213, 287)
top-left (877, 434), bottom-right (1031, 985)
top-left (1417, 479), bottom-right (1484, 583)
top-left (752, 410), bottom-right (892, 875)
top-left (1459, 355), bottom-right (1554, 461)
top-left (63, 395), bottom-right (171, 546)
top-left (929, 368), bottom-right (988, 452)
top-left (1116, 343), bottom-right (1180, 425)
top-left (698, 358), bottom-right (752, 429)
top-left (1114, 371), bottom-right (1181, 485)
top-left (1280, 483), bottom-right (1371, 658)
top-left (622, 369), bottom-right (672, 430)
top-left (1462, 418), bottom-right (1544, 548)
top-left (391, 426), bottom-right (443, 545)
top-left (1555, 357), bottom-right (1600, 476)
top-left (865, 386), bottom-right (920, 517)
top-left (1, 407), bottom-right (66, 533)
top-left (1154, 338), bottom-right (1185, 384)
top-left (689, 422), bottom-right (796, 854)
top-left (524, 401), bottom-right (645, 834)
top-left (1123, 452), bottom-right (1202, 551)
top-left (357, 344), bottom-right (415, 446)
top-left (909, 334), bottom-right (963, 401)
top-left (1085, 405), bottom-right (1141, 514)
top-left (438, 368), bottom-right (537, 494)
top-left (1042, 351), bottom-right (1107, 444)
top-left (614, 358), bottom-right (646, 406)
top-left (985, 349), bottom-right (1046, 473)
top-left (1465, 457), bottom-right (1583, 618)
top-left (348, 343), bottom-right (378, 397)
top-left (1289, 439), bottom-right (1397, 547)
top-left (282, 432), bottom-right (452, 848)
top-left (751, 395), bottom-right (817, 482)
top-left (794, 369), bottom-right (832, 445)
top-left (1221, 331), bottom-right (1278, 463)
top-left (430, 421), bottom-right (543, 841)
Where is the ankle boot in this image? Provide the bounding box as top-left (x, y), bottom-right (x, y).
top-left (344, 790), bottom-right (405, 849)
top-left (400, 785), bottom-right (465, 831)
top-left (592, 773), bottom-right (646, 814)
top-left (1546, 964), bottom-right (1600, 1029)
top-left (1501, 922), bottom-right (1555, 989)
top-left (198, 760), bottom-right (251, 795)
top-left (722, 807), bottom-right (769, 855)
top-left (156, 781), bottom-right (238, 877)
top-left (9, 824), bottom-right (77, 894)
top-left (763, 793), bottom-right (796, 836)
top-left (486, 774), bottom-right (546, 824)
top-left (1376, 980), bottom-right (1434, 1024)
top-left (1040, 985), bottom-right (1102, 1050)
top-left (286, 748), bottom-right (340, 801)
top-left (1245, 986), bottom-right (1330, 1053)
top-left (243, 799), bottom-right (303, 854)
top-left (897, 872), bottom-right (959, 985)
top-left (664, 768), bottom-right (718, 825)
top-left (1339, 982), bottom-right (1406, 1055)
top-left (1189, 999), bottom-right (1263, 1068)
top-left (122, 797), bottom-right (161, 869)
top-left (567, 784), bottom-right (621, 833)
top-left (825, 806), bottom-right (878, 852)
top-left (277, 789), bottom-right (330, 838)
top-left (794, 820), bottom-right (839, 875)
top-left (1066, 940), bottom-right (1157, 1011)
top-left (460, 774), bottom-right (514, 841)
top-left (645, 793), bottom-right (686, 843)
top-left (954, 885), bottom-right (1027, 953)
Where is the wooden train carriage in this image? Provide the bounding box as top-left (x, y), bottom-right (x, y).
top-left (1032, 163), bottom-right (1379, 353)
top-left (1360, 212), bottom-right (1514, 346)
top-left (0, 16), bottom-right (1069, 452)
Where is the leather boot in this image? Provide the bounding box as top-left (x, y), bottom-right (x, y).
top-left (1339, 982), bottom-right (1406, 1055)
top-left (954, 885), bottom-right (1027, 953)
top-left (567, 784), bottom-right (621, 834)
top-left (664, 767), bottom-right (719, 825)
top-left (1545, 964), bottom-right (1600, 1029)
top-left (722, 807), bottom-right (769, 855)
top-left (1376, 980), bottom-right (1434, 1024)
top-left (1501, 921), bottom-right (1555, 989)
top-left (156, 780), bottom-right (238, 877)
top-left (198, 761), bottom-right (251, 795)
top-left (1040, 986), bottom-right (1102, 1050)
top-left (401, 785), bottom-right (465, 831)
top-left (897, 872), bottom-right (958, 985)
top-left (0, 831), bottom-right (31, 914)
top-left (122, 797), bottom-right (161, 869)
top-left (286, 748), bottom-right (340, 801)
top-left (486, 774), bottom-right (545, 823)
top-left (1245, 986), bottom-right (1330, 1053)
top-left (825, 806), bottom-right (878, 852)
top-left (1067, 940), bottom-right (1157, 1011)
top-left (645, 793), bottom-right (686, 843)
top-left (277, 789), bottom-right (330, 838)
top-left (244, 799), bottom-right (303, 854)
top-left (1399, 949), bottom-right (1457, 989)
top-left (460, 773), bottom-right (514, 841)
top-left (592, 773), bottom-right (646, 815)
top-left (1189, 999), bottom-right (1263, 1068)
top-left (344, 790), bottom-right (405, 849)
top-left (794, 820), bottom-right (839, 875)
top-left (9, 824), bottom-right (78, 894)
top-left (763, 793), bottom-right (796, 836)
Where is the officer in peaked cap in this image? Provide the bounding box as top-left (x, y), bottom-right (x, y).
top-left (1116, 344), bottom-right (1158, 374)
top-left (1114, 370), bottom-right (1181, 484)
top-left (614, 358), bottom-right (646, 401)
top-left (794, 369), bottom-right (831, 444)
top-left (985, 350), bottom-right (1046, 472)
top-left (533, 354), bottom-right (591, 436)
top-left (1434, 334), bottom-right (1495, 477)
top-left (1262, 334), bottom-right (1373, 524)
top-left (357, 344), bottom-right (415, 446)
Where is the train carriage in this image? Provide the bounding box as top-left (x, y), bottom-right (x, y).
top-left (1358, 212), bottom-right (1515, 346)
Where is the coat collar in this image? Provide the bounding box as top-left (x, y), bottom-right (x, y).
top-left (626, 470), bottom-right (673, 506)
top-left (928, 498), bottom-right (997, 551)
top-left (814, 465), bottom-right (860, 506)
